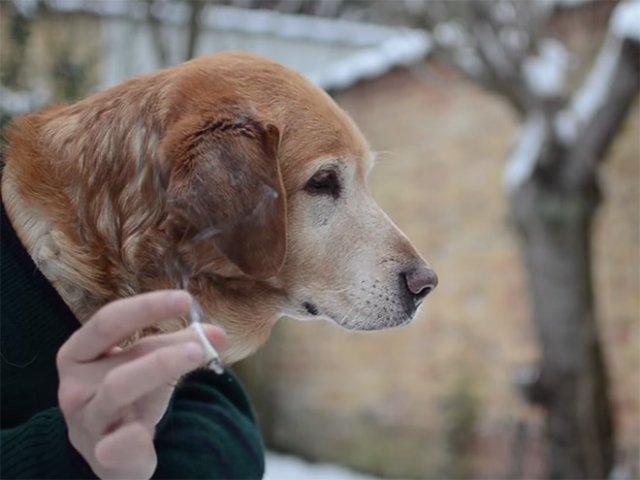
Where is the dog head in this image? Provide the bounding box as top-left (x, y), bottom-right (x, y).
top-left (2, 52), bottom-right (437, 363)
top-left (156, 53), bottom-right (438, 360)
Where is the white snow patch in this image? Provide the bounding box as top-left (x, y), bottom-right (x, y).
top-left (611, 0), bottom-right (640, 41)
top-left (523, 39), bottom-right (569, 99)
top-left (0, 86), bottom-right (49, 116)
top-left (570, 35), bottom-right (621, 128)
top-left (554, 0), bottom-right (638, 145)
top-left (433, 21), bottom-right (465, 48)
top-left (503, 113), bottom-right (548, 193)
top-left (45, 0), bottom-right (144, 17)
top-left (198, 5), bottom-right (401, 47)
top-left (554, 109), bottom-right (579, 145)
top-left (264, 452), bottom-right (382, 480)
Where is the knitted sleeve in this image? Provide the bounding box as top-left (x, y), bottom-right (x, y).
top-left (0, 408), bottom-right (97, 479)
top-left (153, 368), bottom-right (265, 480)
top-left (0, 369), bottom-right (265, 480)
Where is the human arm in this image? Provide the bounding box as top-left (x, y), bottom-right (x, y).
top-left (153, 368), bottom-right (265, 479)
top-left (1, 290), bottom-right (264, 479)
top-left (0, 369), bottom-right (265, 480)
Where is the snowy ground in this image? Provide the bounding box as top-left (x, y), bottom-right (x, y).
top-left (264, 451), bottom-right (382, 480)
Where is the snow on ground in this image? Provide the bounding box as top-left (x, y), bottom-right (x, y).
top-left (264, 451), bottom-right (382, 480)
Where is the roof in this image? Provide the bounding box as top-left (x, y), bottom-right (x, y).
top-left (43, 1), bottom-right (431, 92)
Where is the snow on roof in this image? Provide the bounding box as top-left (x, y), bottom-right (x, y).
top-left (43, 1), bottom-right (431, 92)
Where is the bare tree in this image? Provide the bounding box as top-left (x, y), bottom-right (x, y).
top-left (145, 0), bottom-right (170, 66)
top-left (144, 0), bottom-right (207, 65)
top-left (405, 1), bottom-right (639, 478)
top-left (185, 0), bottom-right (206, 60)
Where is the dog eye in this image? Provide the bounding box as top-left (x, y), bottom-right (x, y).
top-left (305, 170), bottom-right (340, 198)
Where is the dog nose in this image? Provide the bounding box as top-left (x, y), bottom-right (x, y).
top-left (402, 264), bottom-right (438, 301)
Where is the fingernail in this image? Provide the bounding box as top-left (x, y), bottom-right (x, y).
top-left (203, 325), bottom-right (227, 352)
top-left (184, 342), bottom-right (204, 362)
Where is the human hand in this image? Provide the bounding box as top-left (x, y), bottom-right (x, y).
top-left (56, 290), bottom-right (224, 480)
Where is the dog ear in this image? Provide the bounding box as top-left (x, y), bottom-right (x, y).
top-left (161, 114), bottom-right (286, 279)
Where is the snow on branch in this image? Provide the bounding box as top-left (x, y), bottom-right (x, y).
top-left (555, 36), bottom-right (621, 145)
top-left (502, 0), bottom-right (640, 192)
top-left (554, 0), bottom-right (640, 146)
top-left (503, 113), bottom-right (548, 193)
top-left (611, 0), bottom-right (640, 41)
top-left (523, 39), bottom-right (569, 100)
top-left (424, 1), bottom-right (560, 115)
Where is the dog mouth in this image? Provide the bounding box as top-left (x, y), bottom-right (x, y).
top-left (337, 310), bottom-right (416, 331)
top-left (303, 301), bottom-right (320, 316)
top-left (300, 296), bottom-right (419, 331)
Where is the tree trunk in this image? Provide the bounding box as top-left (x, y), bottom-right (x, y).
top-left (512, 177), bottom-right (614, 479)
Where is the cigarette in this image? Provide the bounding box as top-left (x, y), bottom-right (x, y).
top-left (187, 299), bottom-right (223, 374)
top-left (190, 321), bottom-right (224, 374)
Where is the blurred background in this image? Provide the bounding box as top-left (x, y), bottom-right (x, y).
top-left (1, 0), bottom-right (638, 478)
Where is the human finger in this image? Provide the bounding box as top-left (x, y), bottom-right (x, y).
top-left (92, 342), bottom-right (204, 421)
top-left (60, 291), bottom-right (192, 362)
top-left (123, 323), bottom-right (225, 360)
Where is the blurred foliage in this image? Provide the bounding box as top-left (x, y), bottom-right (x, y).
top-left (49, 45), bottom-right (97, 102)
top-left (1, 3), bottom-right (99, 132)
top-left (1, 5), bottom-right (32, 89)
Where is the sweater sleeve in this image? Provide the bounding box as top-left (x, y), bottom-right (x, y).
top-left (152, 368), bottom-right (265, 480)
top-left (1, 370), bottom-right (265, 480)
top-left (0, 408), bottom-right (97, 479)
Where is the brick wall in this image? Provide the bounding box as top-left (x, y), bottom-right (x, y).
top-left (237, 65), bottom-right (639, 478)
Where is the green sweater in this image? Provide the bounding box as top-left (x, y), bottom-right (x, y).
top-left (0, 201), bottom-right (265, 479)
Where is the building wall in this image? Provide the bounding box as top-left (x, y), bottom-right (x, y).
top-left (237, 65), bottom-right (639, 478)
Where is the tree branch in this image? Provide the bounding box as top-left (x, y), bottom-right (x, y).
top-left (423, 1), bottom-right (557, 118)
top-left (560, 9), bottom-right (640, 188)
top-left (146, 0), bottom-right (169, 67)
top-left (185, 0), bottom-right (205, 61)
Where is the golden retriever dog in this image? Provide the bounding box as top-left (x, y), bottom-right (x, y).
top-left (1, 52), bottom-right (437, 364)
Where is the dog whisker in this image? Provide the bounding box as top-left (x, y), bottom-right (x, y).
top-left (336, 293), bottom-right (367, 328)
